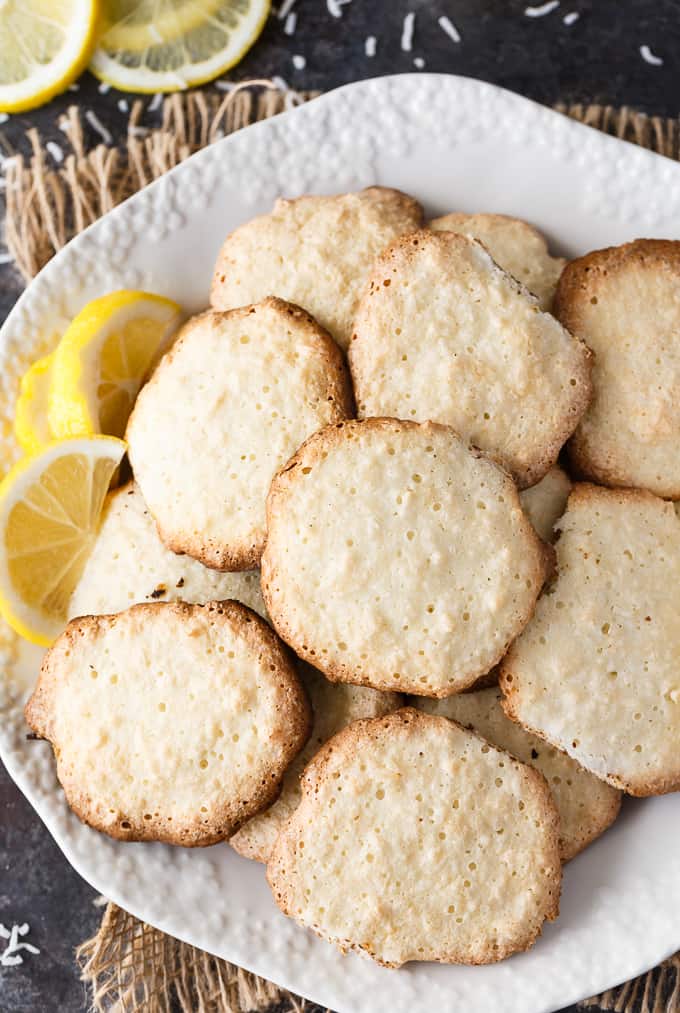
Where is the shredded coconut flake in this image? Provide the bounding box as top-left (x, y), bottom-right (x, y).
top-left (0, 252), bottom-right (12, 264)
top-left (148, 92), bottom-right (163, 112)
top-left (413, 56), bottom-right (425, 69)
top-left (525, 1), bottom-right (560, 15)
top-left (216, 80), bottom-right (236, 92)
top-left (68, 82), bottom-right (79, 92)
top-left (640, 44), bottom-right (663, 66)
top-left (365, 35), bottom-right (377, 57)
top-left (272, 75), bottom-right (290, 91)
top-left (327, 0), bottom-right (350, 17)
top-left (84, 111), bottom-right (112, 145)
top-left (563, 11), bottom-right (579, 24)
top-left (401, 12), bottom-right (415, 51)
top-left (46, 141), bottom-right (64, 163)
top-left (0, 113), bottom-right (8, 125)
top-left (438, 15), bottom-right (461, 43)
top-left (118, 99), bottom-right (129, 112)
top-left (0, 923), bottom-right (40, 967)
top-left (98, 81), bottom-right (111, 94)
top-left (292, 54), bottom-right (306, 69)
top-left (284, 11), bottom-right (297, 34)
top-left (278, 0), bottom-right (297, 18)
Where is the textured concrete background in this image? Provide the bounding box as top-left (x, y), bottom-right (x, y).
top-left (1, 1), bottom-right (678, 1009)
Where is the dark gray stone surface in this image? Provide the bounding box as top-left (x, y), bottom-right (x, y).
top-left (2, 1), bottom-right (679, 1009)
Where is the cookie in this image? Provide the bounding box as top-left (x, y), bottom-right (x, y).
top-left (231, 665), bottom-right (401, 862)
top-left (25, 600), bottom-right (311, 845)
top-left (554, 239), bottom-right (680, 497)
top-left (267, 708), bottom-right (561, 967)
top-left (127, 298), bottom-right (353, 571)
top-left (211, 187), bottom-right (423, 351)
top-left (519, 465), bottom-right (572, 542)
top-left (348, 230), bottom-right (592, 488)
top-left (500, 484), bottom-right (680, 796)
top-left (416, 689), bottom-right (621, 861)
top-left (430, 212), bottom-right (565, 309)
top-left (262, 418), bottom-right (550, 697)
top-left (69, 482), bottom-right (266, 620)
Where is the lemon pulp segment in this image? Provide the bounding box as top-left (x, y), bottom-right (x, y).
top-left (90, 0), bottom-right (270, 93)
top-left (48, 290), bottom-right (182, 440)
top-left (0, 0), bottom-right (99, 113)
top-left (0, 437), bottom-right (126, 645)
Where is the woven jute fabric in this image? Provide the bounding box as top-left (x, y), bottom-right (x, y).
top-left (2, 85), bottom-right (679, 1013)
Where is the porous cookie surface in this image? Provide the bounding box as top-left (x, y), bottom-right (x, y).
top-left (69, 483), bottom-right (266, 620)
top-left (501, 484), bottom-right (680, 796)
top-left (231, 665), bottom-right (401, 862)
top-left (25, 601), bottom-right (311, 845)
top-left (267, 708), bottom-right (561, 967)
top-left (416, 689), bottom-right (621, 861)
top-left (349, 230), bottom-right (591, 487)
top-left (211, 187), bottom-right (423, 350)
top-left (429, 212), bottom-right (565, 309)
top-left (554, 239), bottom-right (680, 497)
top-left (262, 419), bottom-right (549, 697)
top-left (127, 298), bottom-right (353, 571)
top-left (519, 466), bottom-right (572, 542)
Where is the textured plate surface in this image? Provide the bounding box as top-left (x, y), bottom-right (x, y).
top-left (2, 75), bottom-right (680, 1013)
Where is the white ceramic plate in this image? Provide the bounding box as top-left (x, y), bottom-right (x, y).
top-left (2, 74), bottom-right (680, 1013)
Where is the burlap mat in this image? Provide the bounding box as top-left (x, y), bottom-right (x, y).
top-left (2, 85), bottom-right (679, 1013)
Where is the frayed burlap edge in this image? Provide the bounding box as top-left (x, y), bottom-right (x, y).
top-left (76, 902), bottom-right (314, 1013)
top-left (580, 954), bottom-right (680, 1013)
top-left (4, 91), bottom-right (680, 1013)
top-left (555, 102), bottom-right (680, 158)
top-left (1, 81), bottom-right (318, 282)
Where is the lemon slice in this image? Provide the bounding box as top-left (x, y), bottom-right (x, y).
top-left (0, 437), bottom-right (126, 645)
top-left (89, 0), bottom-right (270, 93)
top-left (15, 353), bottom-right (54, 456)
top-left (0, 0), bottom-right (99, 114)
top-left (48, 290), bottom-right (182, 441)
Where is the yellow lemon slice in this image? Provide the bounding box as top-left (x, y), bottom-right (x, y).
top-left (0, 0), bottom-right (99, 114)
top-left (89, 0), bottom-right (270, 93)
top-left (0, 436), bottom-right (126, 645)
top-left (48, 290), bottom-right (182, 441)
top-left (14, 353), bottom-right (54, 456)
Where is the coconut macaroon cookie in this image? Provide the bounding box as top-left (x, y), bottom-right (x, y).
top-left (25, 600), bottom-right (311, 845)
top-left (349, 230), bottom-right (591, 488)
top-left (69, 483), bottom-right (266, 620)
top-left (519, 465), bottom-right (572, 543)
top-left (554, 239), bottom-right (680, 497)
top-left (211, 187), bottom-right (423, 351)
top-left (268, 708), bottom-right (561, 967)
top-left (416, 689), bottom-right (621, 861)
top-left (501, 484), bottom-right (680, 797)
top-left (262, 419), bottom-right (550, 697)
top-left (430, 212), bottom-right (565, 310)
top-left (127, 298), bottom-right (353, 571)
top-left (231, 665), bottom-right (401, 862)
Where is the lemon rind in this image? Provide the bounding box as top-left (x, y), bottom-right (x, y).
top-left (48, 290), bottom-right (182, 440)
top-left (0, 436), bottom-right (127, 646)
top-left (0, 0), bottom-right (100, 114)
top-left (89, 0), bottom-right (271, 94)
top-left (14, 352), bottom-right (54, 456)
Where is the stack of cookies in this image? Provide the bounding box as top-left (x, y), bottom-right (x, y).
top-left (26, 188), bottom-right (680, 969)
